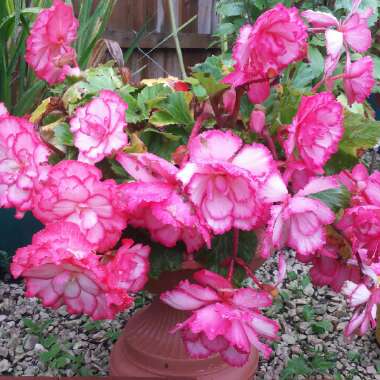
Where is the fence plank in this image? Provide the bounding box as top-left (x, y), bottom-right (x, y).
top-left (198, 0), bottom-right (214, 34)
top-left (104, 30), bottom-right (215, 49)
top-left (104, 0), bottom-right (219, 81)
top-left (179, 0), bottom-right (198, 33)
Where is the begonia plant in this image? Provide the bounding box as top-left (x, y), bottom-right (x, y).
top-left (2, 0), bottom-right (380, 367)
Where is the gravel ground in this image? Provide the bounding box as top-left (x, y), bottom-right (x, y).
top-left (0, 253), bottom-right (379, 379)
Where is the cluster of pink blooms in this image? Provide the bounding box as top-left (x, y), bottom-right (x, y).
top-left (0, 0), bottom-right (378, 368)
top-left (302, 1), bottom-right (375, 105)
top-left (25, 0), bottom-right (79, 84)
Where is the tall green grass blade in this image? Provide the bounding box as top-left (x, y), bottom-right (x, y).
top-left (0, 43), bottom-right (11, 107)
top-left (77, 0), bottom-right (117, 68)
top-left (8, 14), bottom-right (29, 77)
top-left (124, 20), bottom-right (150, 64)
top-left (13, 80), bottom-right (46, 115)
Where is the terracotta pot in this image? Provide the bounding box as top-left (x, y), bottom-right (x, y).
top-left (109, 257), bottom-right (264, 379)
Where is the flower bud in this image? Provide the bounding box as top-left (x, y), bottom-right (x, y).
top-left (249, 109), bottom-right (265, 134)
top-left (223, 88), bottom-right (236, 114)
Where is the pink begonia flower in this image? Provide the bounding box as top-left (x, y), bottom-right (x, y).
top-left (284, 92), bottom-right (344, 173)
top-left (288, 165), bottom-right (316, 193)
top-left (249, 109), bottom-right (265, 134)
top-left (338, 163), bottom-right (369, 199)
top-left (344, 56), bottom-right (375, 106)
top-left (337, 205), bottom-right (380, 262)
top-left (342, 281), bottom-right (380, 336)
top-left (339, 164), bottom-right (380, 207)
top-left (0, 104), bottom-right (50, 218)
top-left (105, 238), bottom-right (150, 293)
top-left (302, 4), bottom-right (373, 77)
top-left (310, 254), bottom-right (361, 292)
top-left (265, 177), bottom-right (338, 257)
top-left (305, 235), bottom-right (361, 291)
top-left (223, 4), bottom-right (307, 104)
top-left (161, 270), bottom-right (279, 366)
top-left (32, 160), bottom-right (126, 252)
top-left (70, 90), bottom-right (128, 164)
top-left (11, 222), bottom-right (150, 319)
top-left (178, 130), bottom-right (287, 234)
top-left (25, 0), bottom-right (79, 85)
top-left (117, 152), bottom-right (211, 253)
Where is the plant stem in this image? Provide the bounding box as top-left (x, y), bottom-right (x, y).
top-left (227, 229), bottom-right (239, 282)
top-left (376, 305), bottom-right (380, 346)
top-left (263, 129), bottom-right (278, 160)
top-left (188, 112), bottom-right (210, 146)
top-left (230, 87), bottom-right (244, 128)
top-left (168, 0), bottom-right (186, 79)
top-left (235, 257), bottom-right (264, 289)
top-left (311, 79), bottom-right (324, 94)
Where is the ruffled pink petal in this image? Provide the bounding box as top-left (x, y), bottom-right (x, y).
top-left (220, 346), bottom-right (249, 367)
top-left (232, 288), bottom-right (272, 309)
top-left (189, 130), bottom-right (242, 163)
top-left (193, 270), bottom-right (232, 290)
top-left (247, 81), bottom-right (270, 104)
top-left (301, 10), bottom-right (338, 27)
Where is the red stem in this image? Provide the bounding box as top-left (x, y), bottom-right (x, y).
top-left (311, 79), bottom-right (324, 94)
top-left (227, 229), bottom-right (239, 282)
top-left (263, 128), bottom-right (278, 160)
top-left (235, 257), bottom-right (264, 289)
top-left (230, 87), bottom-right (244, 129)
top-left (188, 112), bottom-right (210, 146)
top-left (308, 27), bottom-right (326, 33)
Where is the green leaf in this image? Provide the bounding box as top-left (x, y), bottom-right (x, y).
top-left (373, 56), bottom-right (380, 81)
top-left (137, 84), bottom-right (172, 114)
top-left (149, 93), bottom-right (196, 126)
top-left (192, 55), bottom-right (226, 81)
top-left (79, 367), bottom-right (94, 376)
top-left (124, 93), bottom-right (145, 124)
top-left (280, 356), bottom-right (312, 380)
top-left (191, 83), bottom-right (208, 100)
top-left (54, 122), bottom-right (74, 146)
top-left (41, 335), bottom-right (57, 349)
top-left (302, 305), bottom-right (315, 321)
top-left (339, 111), bottom-right (380, 156)
top-left (217, 3), bottom-right (245, 17)
top-left (149, 111), bottom-right (177, 126)
top-left (108, 158), bottom-right (130, 180)
top-left (149, 244), bottom-right (184, 279)
top-left (308, 186), bottom-right (350, 213)
top-left (215, 22), bottom-right (236, 36)
top-left (325, 148), bottom-right (358, 175)
top-left (22, 318), bottom-right (40, 335)
top-left (308, 46), bottom-right (324, 78)
top-left (347, 350), bottom-right (361, 363)
top-left (279, 86), bottom-right (302, 124)
top-left (47, 343), bottom-right (62, 359)
top-left (140, 127), bottom-right (184, 161)
top-left (39, 351), bottom-right (52, 363)
top-left (84, 65), bottom-right (123, 92)
top-left (143, 128), bottom-right (181, 141)
top-left (53, 355), bottom-right (70, 369)
top-left (192, 72), bottom-right (229, 98)
top-left (197, 230), bottom-right (257, 286)
top-left (0, 250), bottom-right (11, 274)
top-left (83, 320), bottom-right (102, 332)
top-left (311, 320), bottom-right (333, 334)
top-left (335, 0), bottom-right (378, 26)
top-left (311, 355), bottom-right (335, 373)
top-left (292, 62), bottom-right (316, 90)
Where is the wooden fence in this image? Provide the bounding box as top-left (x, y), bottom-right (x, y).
top-left (104, 0), bottom-right (219, 81)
